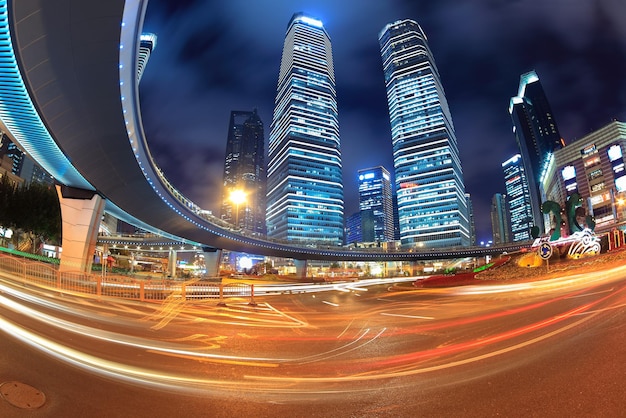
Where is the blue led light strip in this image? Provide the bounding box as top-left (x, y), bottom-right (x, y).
top-left (0, 1), bottom-right (94, 190)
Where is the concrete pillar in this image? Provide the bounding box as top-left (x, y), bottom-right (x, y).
top-left (203, 248), bottom-right (222, 277)
top-left (294, 259), bottom-right (307, 281)
top-left (168, 249), bottom-right (177, 278)
top-left (56, 185), bottom-right (105, 274)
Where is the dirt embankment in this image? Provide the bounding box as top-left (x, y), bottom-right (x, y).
top-left (476, 248), bottom-right (626, 282)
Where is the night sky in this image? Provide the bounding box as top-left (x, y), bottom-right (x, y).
top-left (139, 0), bottom-right (626, 243)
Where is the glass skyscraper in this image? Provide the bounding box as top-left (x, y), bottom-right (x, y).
top-left (379, 19), bottom-right (469, 249)
top-left (358, 166), bottom-right (394, 242)
top-left (221, 110), bottom-right (266, 236)
top-left (137, 33), bottom-right (157, 82)
top-left (490, 193), bottom-right (511, 244)
top-left (510, 70), bottom-right (564, 233)
top-left (266, 13), bottom-right (344, 245)
top-left (502, 154), bottom-right (534, 242)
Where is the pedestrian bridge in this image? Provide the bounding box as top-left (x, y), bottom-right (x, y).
top-left (0, 0), bottom-right (527, 271)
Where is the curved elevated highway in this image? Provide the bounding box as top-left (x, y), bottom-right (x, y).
top-left (0, 0), bottom-right (526, 262)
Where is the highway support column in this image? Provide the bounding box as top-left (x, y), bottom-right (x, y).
top-left (294, 259), bottom-right (307, 281)
top-left (56, 185), bottom-right (105, 274)
top-left (202, 248), bottom-right (222, 277)
top-left (168, 249), bottom-right (177, 278)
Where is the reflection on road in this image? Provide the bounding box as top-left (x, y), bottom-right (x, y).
top-left (1, 264), bottom-right (626, 401)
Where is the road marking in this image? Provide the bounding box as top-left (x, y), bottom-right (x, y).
top-left (322, 301), bottom-right (339, 307)
top-left (565, 288), bottom-right (614, 299)
top-left (381, 312), bottom-right (434, 320)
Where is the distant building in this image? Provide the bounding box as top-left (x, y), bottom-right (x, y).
top-left (491, 193), bottom-right (511, 244)
top-left (0, 132), bottom-right (52, 186)
top-left (379, 19), bottom-right (470, 249)
top-left (358, 166), bottom-right (395, 243)
top-left (502, 154), bottom-right (535, 242)
top-left (509, 70), bottom-right (564, 233)
top-left (0, 132), bottom-right (23, 177)
top-left (344, 212), bottom-right (362, 245)
top-left (542, 120), bottom-right (626, 232)
top-left (137, 33), bottom-right (157, 82)
top-left (466, 193), bottom-right (476, 245)
top-left (221, 110), bottom-right (266, 236)
top-left (266, 13), bottom-right (344, 245)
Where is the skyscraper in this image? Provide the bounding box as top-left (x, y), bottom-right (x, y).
top-left (137, 33), bottom-right (157, 82)
top-left (491, 193), bottom-right (511, 244)
top-left (358, 166), bottom-right (394, 243)
top-left (509, 70), bottom-right (564, 233)
top-left (221, 110), bottom-right (266, 236)
top-left (266, 13), bottom-right (344, 245)
top-left (379, 19), bottom-right (470, 249)
top-left (502, 154), bottom-right (534, 241)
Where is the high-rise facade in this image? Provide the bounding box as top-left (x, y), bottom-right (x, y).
top-left (490, 193), bottom-right (511, 244)
top-left (509, 70), bottom-right (564, 233)
top-left (358, 166), bottom-right (394, 243)
top-left (266, 13), bottom-right (344, 245)
top-left (221, 110), bottom-right (266, 236)
top-left (137, 33), bottom-right (157, 82)
top-left (542, 121), bottom-right (626, 231)
top-left (502, 154), bottom-right (534, 241)
top-left (379, 19), bottom-right (470, 249)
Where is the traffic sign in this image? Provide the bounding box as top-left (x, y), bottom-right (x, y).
top-left (538, 242), bottom-right (553, 260)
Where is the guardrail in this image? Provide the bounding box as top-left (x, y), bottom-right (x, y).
top-left (0, 253), bottom-right (256, 305)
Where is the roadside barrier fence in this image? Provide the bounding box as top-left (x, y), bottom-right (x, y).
top-left (0, 253), bottom-right (256, 305)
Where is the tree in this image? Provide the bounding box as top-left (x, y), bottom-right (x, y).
top-left (1, 181), bottom-right (61, 252)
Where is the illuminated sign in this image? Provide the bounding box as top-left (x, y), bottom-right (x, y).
top-left (616, 176), bottom-right (626, 193)
top-left (608, 144), bottom-right (623, 162)
top-left (581, 144), bottom-right (597, 156)
top-left (561, 165), bottom-right (576, 181)
top-left (400, 182), bottom-right (418, 189)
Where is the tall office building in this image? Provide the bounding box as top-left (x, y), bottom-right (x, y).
top-left (491, 193), bottom-right (511, 244)
top-left (358, 166), bottom-right (394, 242)
top-left (510, 70), bottom-right (564, 233)
top-left (466, 193), bottom-right (476, 245)
top-left (221, 110), bottom-right (266, 235)
top-left (379, 19), bottom-right (470, 248)
top-left (502, 154), bottom-right (534, 241)
top-left (266, 13), bottom-right (344, 245)
top-left (137, 33), bottom-right (157, 82)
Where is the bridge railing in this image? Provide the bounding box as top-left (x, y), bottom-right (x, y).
top-left (0, 253), bottom-right (255, 305)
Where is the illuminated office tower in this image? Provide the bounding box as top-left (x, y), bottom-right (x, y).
top-left (509, 70), bottom-right (564, 232)
top-left (221, 110), bottom-right (266, 235)
top-left (266, 13), bottom-right (344, 245)
top-left (491, 193), bottom-right (511, 244)
top-left (137, 33), bottom-right (157, 82)
top-left (379, 19), bottom-right (469, 248)
top-left (502, 155), bottom-right (534, 242)
top-left (358, 166), bottom-right (394, 242)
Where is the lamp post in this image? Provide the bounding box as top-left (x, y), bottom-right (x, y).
top-left (229, 189), bottom-right (247, 228)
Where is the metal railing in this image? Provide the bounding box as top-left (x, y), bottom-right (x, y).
top-left (0, 253), bottom-right (256, 305)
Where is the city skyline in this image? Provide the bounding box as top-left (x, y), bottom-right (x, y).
top-left (139, 0), bottom-right (626, 242)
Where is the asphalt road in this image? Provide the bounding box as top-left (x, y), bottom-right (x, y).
top-left (1, 266), bottom-right (625, 417)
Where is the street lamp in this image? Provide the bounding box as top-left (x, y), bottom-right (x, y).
top-left (229, 189), bottom-right (246, 228)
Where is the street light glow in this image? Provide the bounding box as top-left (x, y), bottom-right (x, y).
top-left (230, 189), bottom-right (246, 205)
